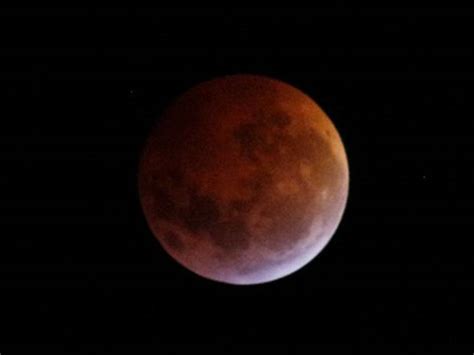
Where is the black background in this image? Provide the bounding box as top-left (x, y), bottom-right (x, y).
top-left (1, 7), bottom-right (473, 353)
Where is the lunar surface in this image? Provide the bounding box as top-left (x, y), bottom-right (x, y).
top-left (138, 75), bottom-right (349, 285)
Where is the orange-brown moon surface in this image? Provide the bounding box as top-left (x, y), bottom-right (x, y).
top-left (138, 75), bottom-right (349, 285)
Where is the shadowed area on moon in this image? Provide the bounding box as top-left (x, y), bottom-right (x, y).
top-left (139, 75), bottom-right (349, 284)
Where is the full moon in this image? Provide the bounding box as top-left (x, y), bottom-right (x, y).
top-left (138, 75), bottom-right (349, 285)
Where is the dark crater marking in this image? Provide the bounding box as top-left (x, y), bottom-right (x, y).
top-left (152, 188), bottom-right (178, 220)
top-left (184, 190), bottom-right (221, 233)
top-left (182, 188), bottom-right (251, 252)
top-left (233, 110), bottom-right (324, 165)
top-left (268, 111), bottom-right (291, 128)
top-left (162, 231), bottom-right (185, 252)
top-left (168, 167), bottom-right (184, 185)
top-left (211, 220), bottom-right (250, 252)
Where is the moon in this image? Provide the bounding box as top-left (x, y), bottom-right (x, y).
top-left (138, 75), bottom-right (349, 285)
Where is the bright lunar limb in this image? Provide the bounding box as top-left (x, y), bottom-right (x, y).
top-left (138, 74), bottom-right (349, 285)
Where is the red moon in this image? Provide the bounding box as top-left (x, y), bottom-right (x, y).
top-left (138, 75), bottom-right (349, 285)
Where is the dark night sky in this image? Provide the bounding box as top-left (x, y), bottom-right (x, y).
top-left (1, 6), bottom-right (473, 353)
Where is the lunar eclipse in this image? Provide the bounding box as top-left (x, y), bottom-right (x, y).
top-left (138, 74), bottom-right (349, 285)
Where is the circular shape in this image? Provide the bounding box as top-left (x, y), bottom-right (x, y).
top-left (138, 74), bottom-right (349, 285)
